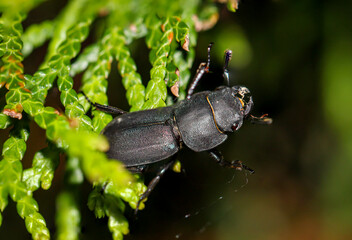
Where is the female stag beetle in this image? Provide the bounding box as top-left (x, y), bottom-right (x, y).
top-left (84, 43), bottom-right (271, 213)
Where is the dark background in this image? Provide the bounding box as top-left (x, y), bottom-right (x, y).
top-left (1, 0), bottom-right (352, 239)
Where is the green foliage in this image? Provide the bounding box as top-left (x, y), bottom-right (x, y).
top-left (0, 0), bottom-right (235, 239)
top-left (56, 191), bottom-right (81, 240)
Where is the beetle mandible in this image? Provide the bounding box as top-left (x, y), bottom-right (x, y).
top-left (84, 43), bottom-right (270, 213)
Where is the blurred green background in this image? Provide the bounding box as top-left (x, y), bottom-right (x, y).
top-left (1, 0), bottom-right (352, 239)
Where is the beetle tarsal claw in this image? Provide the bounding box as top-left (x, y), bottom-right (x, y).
top-left (230, 160), bottom-right (255, 174)
top-left (230, 160), bottom-right (243, 170)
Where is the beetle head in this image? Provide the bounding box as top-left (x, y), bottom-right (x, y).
top-left (231, 86), bottom-right (253, 116)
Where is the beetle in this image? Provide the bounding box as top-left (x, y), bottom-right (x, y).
top-left (84, 43), bottom-right (271, 213)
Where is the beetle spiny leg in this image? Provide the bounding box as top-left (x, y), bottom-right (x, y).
top-left (186, 43), bottom-right (214, 99)
top-left (135, 158), bottom-right (176, 214)
top-left (80, 91), bottom-right (127, 115)
top-left (208, 149), bottom-right (255, 174)
top-left (206, 42), bottom-right (214, 69)
top-left (231, 160), bottom-right (255, 174)
top-left (186, 62), bottom-right (209, 99)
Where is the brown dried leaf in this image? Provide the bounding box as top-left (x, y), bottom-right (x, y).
top-left (192, 14), bottom-right (219, 32)
top-left (3, 109), bottom-right (22, 120)
top-left (182, 35), bottom-right (189, 51)
top-left (171, 80), bottom-right (179, 97)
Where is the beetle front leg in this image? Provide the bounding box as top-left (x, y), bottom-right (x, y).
top-left (186, 63), bottom-right (209, 99)
top-left (81, 92), bottom-right (127, 115)
top-left (223, 50), bottom-right (232, 86)
top-left (135, 157), bottom-right (177, 214)
top-left (186, 43), bottom-right (213, 99)
top-left (207, 148), bottom-right (255, 174)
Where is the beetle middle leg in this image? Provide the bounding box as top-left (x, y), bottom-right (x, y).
top-left (135, 156), bottom-right (177, 214)
top-left (127, 165), bottom-right (147, 173)
top-left (208, 148), bottom-right (255, 174)
top-left (81, 91), bottom-right (126, 115)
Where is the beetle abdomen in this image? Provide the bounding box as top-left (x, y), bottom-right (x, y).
top-left (101, 107), bottom-right (179, 167)
top-left (103, 121), bottom-right (179, 166)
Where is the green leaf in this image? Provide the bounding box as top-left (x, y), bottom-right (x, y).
top-left (23, 145), bottom-right (60, 191)
top-left (0, 185), bottom-right (9, 211)
top-left (65, 157), bottom-right (84, 185)
top-left (92, 111), bottom-right (113, 133)
top-left (34, 107), bottom-right (60, 129)
top-left (123, 19), bottom-right (148, 44)
top-left (165, 62), bottom-right (179, 87)
top-left (70, 44), bottom-right (99, 76)
top-left (145, 15), bottom-right (162, 48)
top-left (145, 79), bottom-right (167, 101)
top-left (108, 211), bottom-right (129, 240)
top-left (22, 169), bottom-right (41, 191)
top-left (24, 212), bottom-right (50, 240)
top-left (56, 191), bottom-right (80, 240)
top-left (227, 0), bottom-right (239, 12)
top-left (171, 18), bottom-right (189, 43)
top-left (126, 84), bottom-right (145, 111)
top-left (22, 99), bottom-right (44, 116)
top-left (57, 75), bottom-right (74, 91)
top-left (2, 137), bottom-right (26, 160)
top-left (0, 113), bottom-right (12, 129)
top-left (9, 181), bottom-right (28, 201)
top-left (87, 187), bottom-right (106, 218)
top-left (65, 101), bottom-right (86, 119)
top-left (17, 195), bottom-right (39, 219)
top-left (60, 89), bottom-right (78, 106)
top-left (46, 115), bottom-right (70, 141)
top-left (22, 20), bottom-right (55, 57)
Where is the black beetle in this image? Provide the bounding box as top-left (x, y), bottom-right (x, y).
top-left (84, 43), bottom-right (271, 212)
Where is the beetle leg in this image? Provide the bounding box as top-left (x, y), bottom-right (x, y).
top-left (186, 63), bottom-right (209, 99)
top-left (81, 92), bottom-right (126, 115)
top-left (135, 158), bottom-right (176, 214)
top-left (223, 50), bottom-right (232, 86)
top-left (186, 43), bottom-right (213, 99)
top-left (207, 148), bottom-right (255, 174)
top-left (250, 114), bottom-right (273, 125)
top-left (127, 165), bottom-right (147, 173)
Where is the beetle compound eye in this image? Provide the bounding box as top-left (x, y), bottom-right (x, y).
top-left (231, 121), bottom-right (242, 131)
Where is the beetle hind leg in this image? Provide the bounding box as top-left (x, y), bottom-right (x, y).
top-left (127, 165), bottom-right (147, 173)
top-left (135, 157), bottom-right (177, 214)
top-left (80, 91), bottom-right (126, 115)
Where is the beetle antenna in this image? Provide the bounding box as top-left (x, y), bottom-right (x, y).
top-left (223, 50), bottom-right (232, 86)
